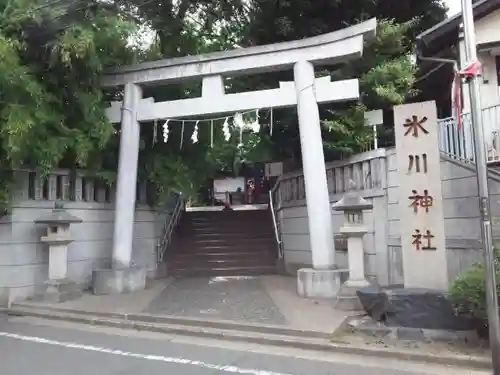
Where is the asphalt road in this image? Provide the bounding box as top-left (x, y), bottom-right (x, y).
top-left (0, 314), bottom-right (488, 375)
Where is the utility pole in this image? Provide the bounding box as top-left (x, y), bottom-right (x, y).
top-left (460, 0), bottom-right (500, 371)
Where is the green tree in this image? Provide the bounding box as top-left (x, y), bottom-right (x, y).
top-left (0, 0), bottom-right (254, 209)
top-left (113, 0), bottom-right (265, 204)
top-left (0, 0), bottom-right (449, 210)
top-left (241, 0), bottom-right (447, 162)
top-left (0, 0), bottom-right (140, 213)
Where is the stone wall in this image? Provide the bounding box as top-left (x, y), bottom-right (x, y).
top-left (277, 147), bottom-right (500, 287)
top-left (0, 170), bottom-right (167, 303)
top-left (387, 149), bottom-right (500, 285)
top-left (275, 149), bottom-right (390, 284)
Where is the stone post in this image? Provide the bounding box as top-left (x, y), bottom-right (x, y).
top-left (332, 181), bottom-right (372, 310)
top-left (393, 101), bottom-right (447, 290)
top-left (294, 60), bottom-right (340, 299)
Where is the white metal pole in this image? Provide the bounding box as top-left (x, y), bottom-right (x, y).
top-left (460, 0), bottom-right (500, 370)
top-left (373, 125), bottom-right (378, 150)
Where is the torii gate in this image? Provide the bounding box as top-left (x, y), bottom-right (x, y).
top-left (96, 19), bottom-right (377, 297)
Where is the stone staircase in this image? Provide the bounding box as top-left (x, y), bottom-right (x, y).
top-left (166, 209), bottom-right (278, 277)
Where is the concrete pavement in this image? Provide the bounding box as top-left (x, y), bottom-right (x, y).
top-left (17, 276), bottom-right (350, 333)
top-left (0, 314), bottom-right (489, 375)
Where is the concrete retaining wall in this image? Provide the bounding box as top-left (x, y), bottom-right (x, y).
top-left (0, 170), bottom-right (167, 303)
top-left (276, 147), bottom-right (500, 287)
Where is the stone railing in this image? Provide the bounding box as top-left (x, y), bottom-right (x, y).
top-left (273, 148), bottom-right (387, 207)
top-left (11, 169), bottom-right (150, 205)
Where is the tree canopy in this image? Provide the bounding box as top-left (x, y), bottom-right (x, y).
top-left (0, 0), bottom-right (448, 211)
top-left (0, 0), bottom-right (142, 211)
top-left (240, 0), bottom-right (447, 162)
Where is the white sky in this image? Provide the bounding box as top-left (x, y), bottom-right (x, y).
top-left (444, 0), bottom-right (462, 16)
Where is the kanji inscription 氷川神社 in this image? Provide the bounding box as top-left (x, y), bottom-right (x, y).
top-left (394, 101), bottom-right (448, 290)
top-left (404, 115), bottom-right (436, 248)
top-left (411, 229), bottom-right (436, 251)
top-left (407, 154), bottom-right (428, 173)
top-left (404, 115), bottom-right (429, 137)
top-left (408, 189), bottom-right (434, 213)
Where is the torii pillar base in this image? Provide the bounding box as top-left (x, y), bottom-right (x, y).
top-left (297, 268), bottom-right (346, 299)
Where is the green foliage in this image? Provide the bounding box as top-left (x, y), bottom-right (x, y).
top-left (117, 0), bottom-right (249, 57)
top-left (322, 105), bottom-right (373, 155)
top-left (448, 248), bottom-right (500, 320)
top-left (243, 0), bottom-right (446, 158)
top-left (359, 20), bottom-right (418, 108)
top-left (135, 114), bottom-right (271, 204)
top-left (321, 19), bottom-right (418, 156)
top-left (0, 0), bottom-right (139, 210)
top-left (0, 169), bottom-right (14, 215)
top-left (102, 0), bottom-right (266, 203)
top-left (0, 0), bottom-right (448, 208)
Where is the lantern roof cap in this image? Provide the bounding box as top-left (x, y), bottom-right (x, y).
top-left (34, 202), bottom-right (83, 225)
top-left (332, 180), bottom-right (373, 211)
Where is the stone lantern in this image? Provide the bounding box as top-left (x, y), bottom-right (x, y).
top-left (332, 180), bottom-right (372, 310)
top-left (34, 202), bottom-right (82, 302)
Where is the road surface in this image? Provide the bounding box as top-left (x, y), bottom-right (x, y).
top-left (0, 313), bottom-right (487, 375)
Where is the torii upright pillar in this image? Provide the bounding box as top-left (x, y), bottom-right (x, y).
top-left (92, 82), bottom-right (148, 295)
top-left (112, 82), bottom-right (142, 270)
top-left (294, 60), bottom-right (335, 269)
top-left (295, 61), bottom-right (340, 299)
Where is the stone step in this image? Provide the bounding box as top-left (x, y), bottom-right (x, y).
top-left (185, 237), bottom-right (275, 246)
top-left (184, 221), bottom-right (273, 229)
top-left (171, 236), bottom-right (276, 247)
top-left (188, 232), bottom-right (275, 239)
top-left (186, 210), bottom-right (270, 217)
top-left (171, 249), bottom-right (275, 259)
top-left (167, 209), bottom-right (277, 278)
top-left (169, 251), bottom-right (275, 262)
top-left (182, 225), bottom-right (273, 233)
top-left (184, 215), bottom-right (273, 224)
top-left (169, 245), bottom-right (278, 256)
top-left (168, 258), bottom-right (275, 269)
top-left (167, 265), bottom-right (277, 277)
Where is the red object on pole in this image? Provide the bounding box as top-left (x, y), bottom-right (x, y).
top-left (452, 72), bottom-right (463, 131)
top-left (452, 60), bottom-right (482, 132)
top-left (460, 60), bottom-right (482, 78)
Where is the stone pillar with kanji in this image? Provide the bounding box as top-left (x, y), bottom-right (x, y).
top-left (394, 101), bottom-right (448, 291)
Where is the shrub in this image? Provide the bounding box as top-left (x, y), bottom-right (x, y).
top-left (448, 248), bottom-right (500, 320)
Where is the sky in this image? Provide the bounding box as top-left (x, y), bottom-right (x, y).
top-left (444, 0), bottom-right (462, 16)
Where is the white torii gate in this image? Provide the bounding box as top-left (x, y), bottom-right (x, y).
top-left (96, 19), bottom-right (377, 298)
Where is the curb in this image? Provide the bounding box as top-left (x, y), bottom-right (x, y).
top-left (344, 316), bottom-right (480, 344)
top-left (9, 303), bottom-right (333, 339)
top-left (4, 306), bottom-right (492, 370)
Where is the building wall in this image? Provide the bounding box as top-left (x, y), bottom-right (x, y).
top-left (458, 7), bottom-right (500, 115)
top-left (458, 8), bottom-right (500, 120)
top-left (277, 147), bottom-right (500, 287)
top-left (475, 8), bottom-right (500, 46)
top-left (0, 170), bottom-right (168, 303)
top-left (459, 41), bottom-right (499, 112)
